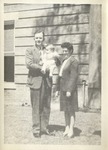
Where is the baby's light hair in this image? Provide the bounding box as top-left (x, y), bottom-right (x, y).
top-left (46, 44), bottom-right (55, 52)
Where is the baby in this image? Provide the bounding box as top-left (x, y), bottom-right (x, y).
top-left (41, 44), bottom-right (60, 77)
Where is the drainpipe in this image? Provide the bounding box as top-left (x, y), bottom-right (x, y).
top-left (82, 80), bottom-right (87, 108)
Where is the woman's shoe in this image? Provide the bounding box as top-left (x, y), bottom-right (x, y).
top-left (67, 130), bottom-right (74, 138)
top-left (63, 126), bottom-right (69, 137)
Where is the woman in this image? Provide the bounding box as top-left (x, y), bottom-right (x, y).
top-left (56, 42), bottom-right (78, 138)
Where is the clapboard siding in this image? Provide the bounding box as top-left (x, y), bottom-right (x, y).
top-left (7, 5), bottom-right (89, 19)
top-left (13, 4), bottom-right (90, 87)
top-left (15, 14), bottom-right (89, 28)
top-left (4, 4), bottom-right (91, 106)
top-left (4, 4), bottom-right (53, 13)
top-left (15, 44), bottom-right (89, 56)
top-left (15, 64), bottom-right (89, 75)
top-left (57, 44), bottom-right (89, 54)
top-left (5, 4), bottom-right (86, 13)
top-left (15, 34), bottom-right (89, 46)
top-left (15, 74), bottom-right (88, 85)
top-left (15, 33), bottom-right (89, 39)
top-left (73, 55), bottom-right (89, 64)
top-left (58, 5), bottom-right (90, 15)
top-left (15, 66), bottom-right (28, 74)
top-left (15, 54), bottom-right (89, 65)
top-left (15, 24), bottom-right (89, 37)
top-left (78, 65), bottom-right (89, 74)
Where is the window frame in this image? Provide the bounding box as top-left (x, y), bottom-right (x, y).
top-left (4, 20), bottom-right (15, 89)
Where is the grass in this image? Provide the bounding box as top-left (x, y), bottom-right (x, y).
top-left (4, 102), bottom-right (101, 145)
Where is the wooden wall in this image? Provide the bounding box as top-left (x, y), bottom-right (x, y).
top-left (87, 5), bottom-right (101, 109)
top-left (4, 4), bottom-right (90, 106)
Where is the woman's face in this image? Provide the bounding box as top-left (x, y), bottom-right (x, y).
top-left (62, 48), bottom-right (70, 59)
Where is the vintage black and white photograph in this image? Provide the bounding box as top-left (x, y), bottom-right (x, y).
top-left (3, 2), bottom-right (102, 145)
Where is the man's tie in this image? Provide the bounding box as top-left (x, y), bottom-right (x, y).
top-left (39, 50), bottom-right (43, 66)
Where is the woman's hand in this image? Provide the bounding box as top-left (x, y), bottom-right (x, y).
top-left (66, 92), bottom-right (71, 97)
top-left (55, 91), bottom-right (59, 97)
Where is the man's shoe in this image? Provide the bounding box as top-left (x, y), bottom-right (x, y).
top-left (41, 129), bottom-right (50, 135)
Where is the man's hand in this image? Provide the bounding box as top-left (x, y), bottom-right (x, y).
top-left (41, 65), bottom-right (46, 74)
top-left (39, 61), bottom-right (43, 66)
top-left (66, 92), bottom-right (71, 97)
top-left (41, 69), bottom-right (45, 74)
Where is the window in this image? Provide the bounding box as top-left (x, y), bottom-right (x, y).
top-left (4, 21), bottom-right (15, 84)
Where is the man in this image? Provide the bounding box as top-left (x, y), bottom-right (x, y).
top-left (25, 31), bottom-right (52, 137)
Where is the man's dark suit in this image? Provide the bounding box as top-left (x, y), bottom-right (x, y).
top-left (25, 46), bottom-right (52, 134)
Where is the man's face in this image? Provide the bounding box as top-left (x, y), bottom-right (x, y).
top-left (34, 32), bottom-right (44, 46)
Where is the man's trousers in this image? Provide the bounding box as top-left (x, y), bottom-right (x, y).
top-left (30, 79), bottom-right (51, 134)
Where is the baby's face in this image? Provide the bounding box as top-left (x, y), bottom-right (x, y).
top-left (45, 48), bottom-right (52, 54)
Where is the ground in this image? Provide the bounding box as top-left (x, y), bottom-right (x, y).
top-left (4, 101), bottom-right (101, 145)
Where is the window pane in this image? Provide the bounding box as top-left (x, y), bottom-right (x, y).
top-left (4, 27), bottom-right (14, 52)
top-left (4, 56), bottom-right (14, 82)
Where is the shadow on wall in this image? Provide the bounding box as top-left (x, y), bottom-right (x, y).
top-left (32, 4), bottom-right (91, 45)
top-left (32, 4), bottom-right (60, 44)
top-left (77, 4), bottom-right (90, 59)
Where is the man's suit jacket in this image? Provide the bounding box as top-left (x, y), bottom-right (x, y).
top-left (60, 56), bottom-right (78, 93)
top-left (25, 46), bottom-right (51, 89)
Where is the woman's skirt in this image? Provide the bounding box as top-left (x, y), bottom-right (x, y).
top-left (60, 90), bottom-right (78, 112)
